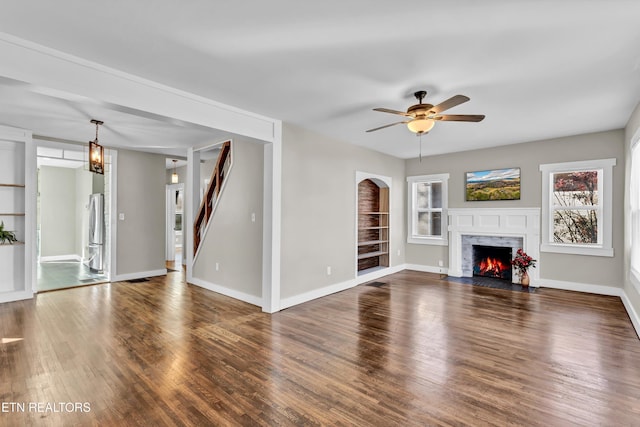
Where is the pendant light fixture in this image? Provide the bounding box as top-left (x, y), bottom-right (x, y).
top-left (88, 119), bottom-right (104, 174)
top-left (171, 159), bottom-right (179, 183)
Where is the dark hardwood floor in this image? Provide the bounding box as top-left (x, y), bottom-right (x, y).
top-left (1, 269), bottom-right (639, 426)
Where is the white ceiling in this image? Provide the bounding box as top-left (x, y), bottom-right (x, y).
top-left (1, 1), bottom-right (639, 159)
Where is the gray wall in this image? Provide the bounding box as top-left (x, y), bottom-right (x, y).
top-left (280, 123), bottom-right (406, 299)
top-left (116, 149), bottom-right (166, 276)
top-left (625, 102), bottom-right (640, 316)
top-left (192, 138), bottom-right (264, 297)
top-left (39, 166), bottom-right (77, 258)
top-left (405, 129), bottom-right (625, 288)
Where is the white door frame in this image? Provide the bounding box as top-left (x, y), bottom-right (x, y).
top-left (166, 183), bottom-right (184, 261)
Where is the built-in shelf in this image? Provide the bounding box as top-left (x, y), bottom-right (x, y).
top-left (0, 129), bottom-right (31, 300)
top-left (357, 178), bottom-right (390, 272)
top-left (357, 250), bottom-right (388, 260)
top-left (358, 240), bottom-right (388, 246)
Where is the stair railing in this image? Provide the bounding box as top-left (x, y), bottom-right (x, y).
top-left (193, 140), bottom-right (232, 255)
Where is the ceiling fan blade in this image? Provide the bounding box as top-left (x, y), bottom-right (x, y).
top-left (373, 107), bottom-right (412, 117)
top-left (433, 114), bottom-right (485, 122)
top-left (366, 121), bottom-right (409, 132)
top-left (430, 95), bottom-right (470, 114)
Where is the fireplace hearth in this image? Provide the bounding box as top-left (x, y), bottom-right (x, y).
top-left (472, 245), bottom-right (512, 281)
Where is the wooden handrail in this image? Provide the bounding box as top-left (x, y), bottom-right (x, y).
top-left (193, 141), bottom-right (232, 255)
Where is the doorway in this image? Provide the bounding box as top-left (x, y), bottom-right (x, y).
top-left (36, 142), bottom-right (111, 291)
top-left (166, 183), bottom-right (184, 270)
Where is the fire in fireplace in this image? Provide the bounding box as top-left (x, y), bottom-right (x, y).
top-left (472, 245), bottom-right (512, 281)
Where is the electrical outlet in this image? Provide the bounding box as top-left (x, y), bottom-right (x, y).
top-left (438, 260), bottom-right (444, 267)
top-left (326, 266), bottom-right (332, 276)
top-left (251, 212), bottom-right (256, 222)
top-left (215, 262), bottom-right (219, 271)
top-left (119, 213), bottom-right (125, 221)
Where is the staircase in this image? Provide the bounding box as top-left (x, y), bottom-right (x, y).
top-left (193, 140), bottom-right (232, 256)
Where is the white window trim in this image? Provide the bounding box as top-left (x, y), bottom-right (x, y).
top-left (539, 158), bottom-right (616, 257)
top-left (407, 173), bottom-right (449, 246)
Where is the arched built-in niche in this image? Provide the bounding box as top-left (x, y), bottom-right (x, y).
top-left (356, 173), bottom-right (391, 276)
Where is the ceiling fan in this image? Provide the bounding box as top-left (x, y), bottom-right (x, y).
top-left (367, 90), bottom-right (485, 134)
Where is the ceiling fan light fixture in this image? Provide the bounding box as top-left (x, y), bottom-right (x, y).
top-left (407, 118), bottom-right (435, 134)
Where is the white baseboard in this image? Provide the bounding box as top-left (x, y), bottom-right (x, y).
top-left (405, 264), bottom-right (449, 275)
top-left (356, 264), bottom-right (406, 285)
top-left (189, 277), bottom-right (262, 307)
top-left (539, 278), bottom-right (623, 297)
top-left (539, 277), bottom-right (640, 340)
top-left (113, 269), bottom-right (167, 282)
top-left (0, 289), bottom-right (34, 304)
top-left (280, 277), bottom-right (357, 310)
top-left (400, 271), bottom-right (639, 340)
top-left (40, 254), bottom-right (82, 262)
top-left (280, 265), bottom-right (407, 310)
top-left (621, 292), bottom-right (640, 340)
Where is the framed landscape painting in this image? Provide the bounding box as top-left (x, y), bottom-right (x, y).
top-left (465, 167), bottom-right (521, 201)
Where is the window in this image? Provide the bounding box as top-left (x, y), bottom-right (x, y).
top-left (407, 173), bottom-right (449, 245)
top-left (631, 140), bottom-right (640, 287)
top-left (540, 159), bottom-right (616, 256)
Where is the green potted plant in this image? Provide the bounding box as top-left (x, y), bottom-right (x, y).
top-left (0, 221), bottom-right (18, 244)
top-left (511, 248), bottom-right (536, 287)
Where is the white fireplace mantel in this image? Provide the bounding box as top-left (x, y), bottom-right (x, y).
top-left (448, 208), bottom-right (540, 285)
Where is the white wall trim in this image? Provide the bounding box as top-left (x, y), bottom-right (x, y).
top-left (109, 150), bottom-right (118, 283)
top-left (262, 126), bottom-right (282, 313)
top-left (280, 278), bottom-right (357, 311)
top-left (448, 207), bottom-right (540, 281)
top-left (407, 173), bottom-right (449, 246)
top-left (539, 278), bottom-right (623, 296)
top-left (185, 147), bottom-right (198, 284)
top-left (405, 264), bottom-right (449, 275)
top-left (25, 128), bottom-right (36, 296)
top-left (280, 265), bottom-right (405, 310)
top-left (630, 270), bottom-right (640, 294)
top-left (621, 291), bottom-right (640, 339)
top-left (0, 32), bottom-right (278, 143)
top-left (165, 182), bottom-right (184, 261)
top-left (539, 277), bottom-right (637, 340)
top-left (189, 277), bottom-right (262, 307)
top-left (356, 264), bottom-right (406, 285)
top-left (113, 269), bottom-right (167, 283)
top-left (0, 290), bottom-right (34, 304)
top-left (40, 254), bottom-right (82, 262)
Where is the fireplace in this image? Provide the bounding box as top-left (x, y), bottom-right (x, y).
top-left (472, 245), bottom-right (512, 281)
top-left (448, 208), bottom-right (540, 286)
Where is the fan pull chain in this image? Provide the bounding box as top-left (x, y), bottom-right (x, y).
top-left (418, 134), bottom-right (423, 162)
